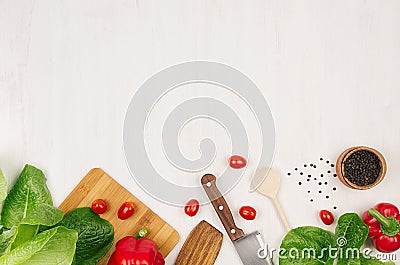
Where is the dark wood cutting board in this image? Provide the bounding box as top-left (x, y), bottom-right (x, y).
top-left (175, 220), bottom-right (223, 265)
top-left (59, 168), bottom-right (180, 264)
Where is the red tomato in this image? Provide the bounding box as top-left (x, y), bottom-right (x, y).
top-left (91, 199), bottom-right (108, 214)
top-left (118, 202), bottom-right (136, 220)
top-left (319, 210), bottom-right (335, 225)
top-left (229, 155), bottom-right (247, 169)
top-left (239, 206), bottom-right (257, 220)
top-left (184, 199), bottom-right (200, 217)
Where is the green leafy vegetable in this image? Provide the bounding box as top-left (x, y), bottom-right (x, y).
top-left (1, 165), bottom-right (63, 228)
top-left (0, 227), bottom-right (16, 255)
top-left (280, 226), bottom-right (335, 264)
top-left (280, 213), bottom-right (395, 265)
top-left (0, 169), bottom-right (7, 203)
top-left (20, 226), bottom-right (78, 265)
top-left (10, 225), bottom-right (39, 250)
top-left (57, 207), bottom-right (114, 265)
top-left (0, 226), bottom-right (77, 265)
top-left (334, 213), bottom-right (369, 250)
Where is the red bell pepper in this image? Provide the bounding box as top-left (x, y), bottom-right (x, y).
top-left (362, 202), bottom-right (400, 253)
top-left (107, 236), bottom-right (165, 265)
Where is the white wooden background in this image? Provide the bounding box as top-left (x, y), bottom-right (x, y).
top-left (1, 1), bottom-right (400, 264)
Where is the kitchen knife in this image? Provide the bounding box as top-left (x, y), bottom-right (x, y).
top-left (201, 174), bottom-right (273, 265)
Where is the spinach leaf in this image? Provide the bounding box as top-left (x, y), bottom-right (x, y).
top-left (0, 226), bottom-right (77, 265)
top-left (57, 207), bottom-right (114, 265)
top-left (334, 213), bottom-right (369, 250)
top-left (1, 165), bottom-right (63, 228)
top-left (279, 213), bottom-right (393, 265)
top-left (280, 226), bottom-right (335, 264)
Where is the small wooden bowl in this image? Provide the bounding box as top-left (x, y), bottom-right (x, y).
top-left (336, 146), bottom-right (387, 190)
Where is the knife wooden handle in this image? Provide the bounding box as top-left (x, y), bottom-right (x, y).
top-left (201, 174), bottom-right (245, 242)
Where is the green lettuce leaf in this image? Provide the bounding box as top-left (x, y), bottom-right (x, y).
top-left (10, 224), bottom-right (39, 250)
top-left (57, 207), bottom-right (114, 265)
top-left (20, 226), bottom-right (78, 265)
top-left (0, 227), bottom-right (17, 255)
top-left (1, 165), bottom-right (63, 228)
top-left (0, 226), bottom-right (78, 265)
top-left (0, 168), bottom-right (7, 203)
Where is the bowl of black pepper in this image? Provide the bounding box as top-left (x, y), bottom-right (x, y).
top-left (336, 146), bottom-right (387, 190)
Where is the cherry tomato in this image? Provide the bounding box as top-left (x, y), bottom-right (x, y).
top-left (229, 155), bottom-right (247, 169)
top-left (239, 206), bottom-right (257, 220)
top-left (319, 210), bottom-right (335, 225)
top-left (118, 202), bottom-right (136, 220)
top-left (91, 199), bottom-right (108, 214)
top-left (184, 199), bottom-right (200, 217)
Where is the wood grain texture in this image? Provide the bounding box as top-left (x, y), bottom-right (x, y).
top-left (59, 168), bottom-right (180, 264)
top-left (175, 220), bottom-right (223, 265)
top-left (201, 174), bottom-right (245, 242)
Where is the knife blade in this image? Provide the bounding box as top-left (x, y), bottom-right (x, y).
top-left (201, 174), bottom-right (273, 265)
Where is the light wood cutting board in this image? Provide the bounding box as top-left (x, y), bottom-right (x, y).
top-left (59, 168), bottom-right (180, 264)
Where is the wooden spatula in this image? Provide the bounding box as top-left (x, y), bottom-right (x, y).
top-left (257, 168), bottom-right (291, 232)
top-left (175, 220), bottom-right (223, 265)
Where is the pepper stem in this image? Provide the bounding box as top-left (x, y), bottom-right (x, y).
top-left (368, 208), bottom-right (400, 237)
top-left (136, 228), bottom-right (148, 239)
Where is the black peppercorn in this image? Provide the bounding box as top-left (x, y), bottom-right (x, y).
top-left (343, 150), bottom-right (381, 187)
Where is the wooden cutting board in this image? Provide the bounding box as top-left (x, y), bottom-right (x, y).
top-left (59, 168), bottom-right (180, 264)
top-left (175, 220), bottom-right (223, 265)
